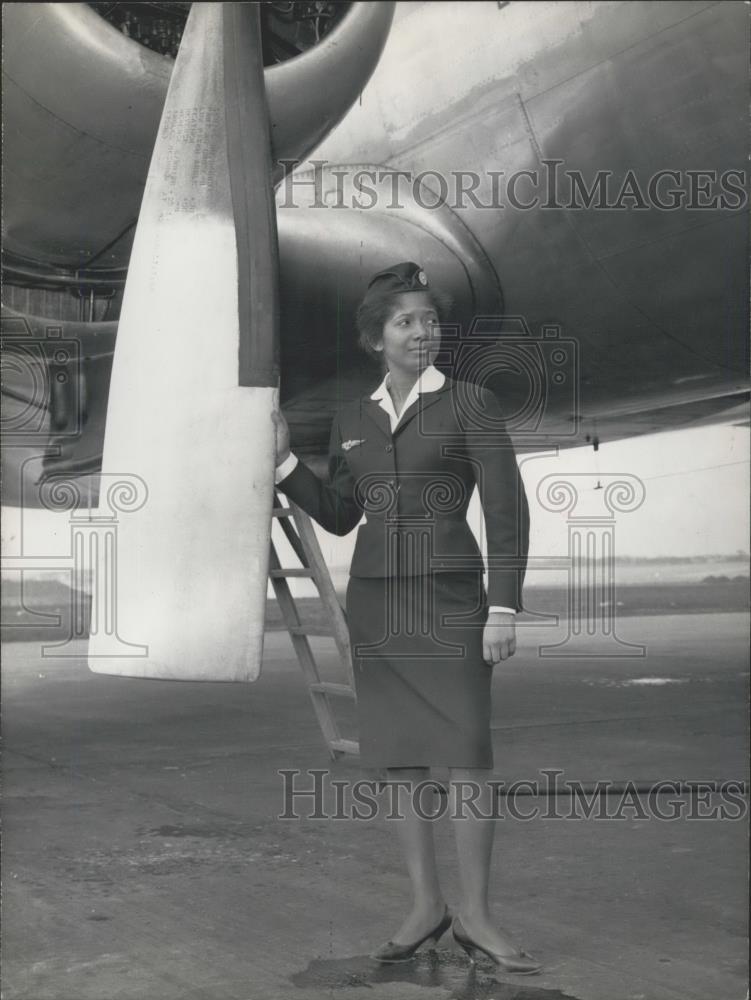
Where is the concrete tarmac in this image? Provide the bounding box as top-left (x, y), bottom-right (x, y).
top-left (2, 611), bottom-right (748, 1000)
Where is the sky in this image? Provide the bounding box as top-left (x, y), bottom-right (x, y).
top-left (520, 421), bottom-right (749, 559)
top-left (276, 420), bottom-right (750, 593)
top-left (2, 421), bottom-right (748, 594)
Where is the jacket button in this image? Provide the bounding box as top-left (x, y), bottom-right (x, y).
top-left (385, 444), bottom-right (393, 452)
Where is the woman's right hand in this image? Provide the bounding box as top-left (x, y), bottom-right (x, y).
top-left (271, 409), bottom-right (291, 466)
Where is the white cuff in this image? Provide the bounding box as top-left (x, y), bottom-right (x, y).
top-left (274, 452), bottom-right (299, 484)
top-left (488, 605), bottom-right (516, 615)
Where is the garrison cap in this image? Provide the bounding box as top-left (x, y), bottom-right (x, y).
top-left (365, 261), bottom-right (429, 295)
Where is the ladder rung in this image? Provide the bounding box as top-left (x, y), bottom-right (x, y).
top-left (309, 682), bottom-right (356, 699)
top-left (269, 503), bottom-right (358, 760)
top-left (289, 624), bottom-right (334, 637)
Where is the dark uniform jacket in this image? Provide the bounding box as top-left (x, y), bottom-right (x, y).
top-left (276, 376), bottom-right (530, 611)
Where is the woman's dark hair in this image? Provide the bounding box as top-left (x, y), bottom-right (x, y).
top-left (355, 287), bottom-right (453, 361)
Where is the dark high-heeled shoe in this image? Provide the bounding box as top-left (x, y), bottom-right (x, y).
top-left (370, 906), bottom-right (452, 963)
top-left (452, 916), bottom-right (542, 975)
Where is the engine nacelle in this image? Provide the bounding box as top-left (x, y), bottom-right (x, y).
top-left (2, 1), bottom-right (394, 270)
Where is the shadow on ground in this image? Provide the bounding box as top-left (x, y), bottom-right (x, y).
top-left (290, 948), bottom-right (580, 999)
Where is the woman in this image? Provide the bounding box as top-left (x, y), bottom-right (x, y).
top-left (272, 262), bottom-right (540, 974)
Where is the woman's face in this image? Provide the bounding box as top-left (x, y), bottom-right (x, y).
top-left (376, 291), bottom-right (441, 375)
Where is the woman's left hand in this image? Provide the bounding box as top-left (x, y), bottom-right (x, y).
top-left (482, 612), bottom-right (516, 665)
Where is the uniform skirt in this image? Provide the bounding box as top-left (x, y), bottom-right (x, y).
top-left (345, 570), bottom-right (493, 769)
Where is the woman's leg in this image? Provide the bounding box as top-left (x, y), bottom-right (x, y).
top-left (448, 765), bottom-right (520, 956)
top-left (382, 765), bottom-right (447, 943)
